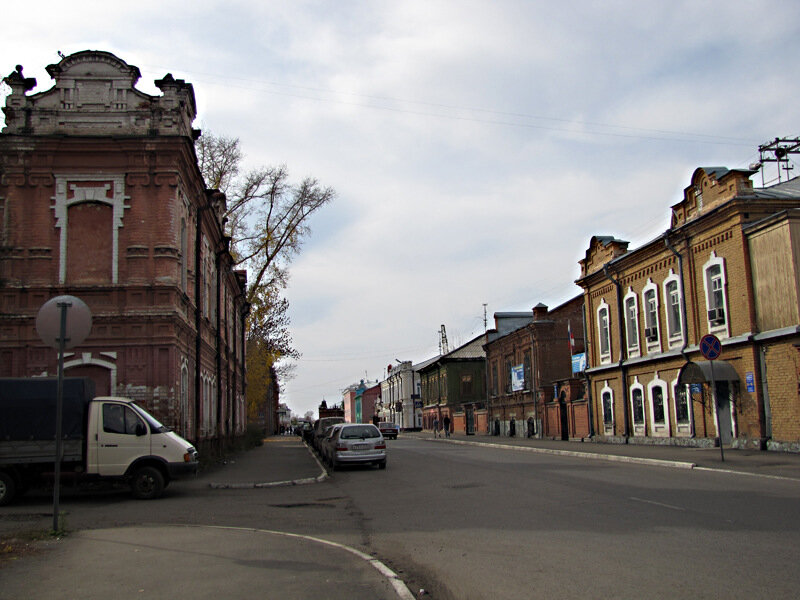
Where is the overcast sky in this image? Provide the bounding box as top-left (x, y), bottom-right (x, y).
top-left (3, 1), bottom-right (799, 419)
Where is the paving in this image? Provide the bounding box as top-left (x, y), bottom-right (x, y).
top-left (3, 431), bottom-right (800, 599)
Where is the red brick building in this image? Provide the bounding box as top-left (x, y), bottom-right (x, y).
top-left (484, 298), bottom-right (587, 439)
top-left (0, 51), bottom-right (248, 450)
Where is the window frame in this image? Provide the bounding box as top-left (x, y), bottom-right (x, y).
top-left (600, 381), bottom-right (614, 435)
top-left (647, 377), bottom-right (669, 437)
top-left (662, 271), bottom-right (684, 349)
top-left (597, 299), bottom-right (612, 364)
top-left (641, 279), bottom-right (661, 353)
top-left (703, 252), bottom-right (729, 337)
top-left (630, 380), bottom-right (646, 435)
top-left (671, 377), bottom-right (693, 436)
top-left (623, 288), bottom-right (640, 358)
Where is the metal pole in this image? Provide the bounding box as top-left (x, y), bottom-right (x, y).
top-left (53, 301), bottom-right (71, 531)
top-left (710, 360), bottom-right (724, 462)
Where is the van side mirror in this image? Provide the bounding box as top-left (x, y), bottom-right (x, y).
top-left (135, 423), bottom-right (147, 436)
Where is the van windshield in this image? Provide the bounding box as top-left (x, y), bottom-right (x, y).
top-left (131, 403), bottom-right (169, 433)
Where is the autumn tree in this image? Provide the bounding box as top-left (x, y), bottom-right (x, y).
top-left (196, 131), bottom-right (334, 416)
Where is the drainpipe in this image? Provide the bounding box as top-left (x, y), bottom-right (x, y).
top-left (603, 263), bottom-right (630, 438)
top-left (665, 233), bottom-right (694, 438)
top-left (194, 201), bottom-right (211, 445)
top-left (664, 234), bottom-right (690, 358)
top-left (581, 303), bottom-right (595, 437)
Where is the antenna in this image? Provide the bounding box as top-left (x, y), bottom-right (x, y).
top-left (439, 324), bottom-right (449, 355)
top-left (758, 137), bottom-right (800, 185)
top-left (483, 303), bottom-right (488, 333)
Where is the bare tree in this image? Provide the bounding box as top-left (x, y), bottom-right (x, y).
top-left (196, 130), bottom-right (334, 315)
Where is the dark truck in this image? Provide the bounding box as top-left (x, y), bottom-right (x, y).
top-left (0, 377), bottom-right (198, 505)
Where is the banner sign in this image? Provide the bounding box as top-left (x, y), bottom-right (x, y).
top-left (511, 364), bottom-right (525, 391)
top-left (571, 352), bottom-right (586, 373)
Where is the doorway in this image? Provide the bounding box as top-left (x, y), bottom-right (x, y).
top-left (715, 381), bottom-right (733, 444)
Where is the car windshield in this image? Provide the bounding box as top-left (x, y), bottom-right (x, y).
top-left (131, 403), bottom-right (169, 433)
top-left (340, 425), bottom-right (380, 440)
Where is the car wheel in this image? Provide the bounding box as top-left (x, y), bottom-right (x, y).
top-left (130, 466), bottom-right (165, 500)
top-left (378, 461), bottom-right (387, 470)
top-left (0, 471), bottom-right (17, 506)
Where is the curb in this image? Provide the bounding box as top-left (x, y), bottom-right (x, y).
top-left (427, 437), bottom-right (697, 470)
top-left (208, 441), bottom-right (329, 489)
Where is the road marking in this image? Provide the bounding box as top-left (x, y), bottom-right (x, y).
top-left (629, 497), bottom-right (685, 511)
top-left (194, 524), bottom-right (416, 600)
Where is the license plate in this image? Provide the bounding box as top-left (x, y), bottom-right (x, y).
top-left (351, 443), bottom-right (370, 451)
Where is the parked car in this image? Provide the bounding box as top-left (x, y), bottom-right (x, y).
top-left (326, 423), bottom-right (386, 470)
top-left (318, 423), bottom-right (345, 466)
top-left (377, 422), bottom-right (400, 440)
top-left (312, 416), bottom-right (345, 451)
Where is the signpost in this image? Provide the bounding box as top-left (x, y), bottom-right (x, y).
top-left (35, 295), bottom-right (92, 531)
top-left (699, 333), bottom-right (724, 462)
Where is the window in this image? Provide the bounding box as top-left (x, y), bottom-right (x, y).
top-left (642, 280), bottom-right (660, 350)
top-left (602, 391), bottom-right (613, 426)
top-left (648, 378), bottom-right (668, 436)
top-left (491, 362), bottom-right (498, 396)
top-left (704, 253), bottom-right (728, 333)
top-left (103, 404), bottom-right (144, 435)
top-left (674, 384), bottom-right (690, 424)
top-left (461, 374), bottom-right (473, 396)
top-left (597, 300), bottom-right (611, 363)
top-left (504, 358), bottom-right (513, 393)
top-left (631, 387), bottom-right (645, 426)
top-left (663, 271), bottom-right (683, 346)
top-left (624, 290), bottom-right (640, 357)
top-left (180, 218), bottom-right (187, 292)
top-left (523, 350), bottom-right (531, 390)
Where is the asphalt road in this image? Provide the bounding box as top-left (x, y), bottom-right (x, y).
top-left (3, 437), bottom-right (800, 599)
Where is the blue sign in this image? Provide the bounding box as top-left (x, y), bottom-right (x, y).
top-left (746, 372), bottom-right (755, 393)
top-left (700, 334), bottom-right (722, 360)
top-left (414, 400), bottom-right (423, 409)
top-left (571, 353), bottom-right (586, 373)
top-left (690, 383), bottom-right (703, 394)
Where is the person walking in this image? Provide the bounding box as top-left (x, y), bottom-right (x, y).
top-left (443, 415), bottom-right (451, 438)
top-left (433, 416), bottom-right (440, 438)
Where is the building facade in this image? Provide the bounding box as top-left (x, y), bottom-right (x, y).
top-left (0, 51), bottom-right (248, 450)
top-left (576, 167), bottom-right (800, 450)
top-left (485, 298), bottom-right (587, 439)
top-left (420, 333), bottom-right (488, 435)
top-left (380, 360), bottom-right (423, 430)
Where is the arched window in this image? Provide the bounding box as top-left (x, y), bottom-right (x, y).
top-left (648, 377), bottom-right (669, 436)
top-left (597, 299), bottom-right (611, 364)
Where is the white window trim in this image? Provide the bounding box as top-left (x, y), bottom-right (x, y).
top-left (641, 279), bottom-right (661, 354)
top-left (703, 252), bottom-right (730, 338)
top-left (597, 299), bottom-right (612, 365)
top-left (647, 375), bottom-right (669, 437)
top-left (623, 288), bottom-right (640, 358)
top-left (671, 376), bottom-right (693, 436)
top-left (630, 378), bottom-right (646, 435)
top-left (662, 270), bottom-right (684, 349)
top-left (600, 380), bottom-right (614, 435)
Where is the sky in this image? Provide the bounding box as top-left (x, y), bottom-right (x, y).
top-left (2, 1), bottom-right (799, 419)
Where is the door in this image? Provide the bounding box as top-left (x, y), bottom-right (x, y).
top-left (95, 403), bottom-right (150, 476)
top-left (715, 381), bottom-right (733, 445)
top-left (466, 407), bottom-right (475, 435)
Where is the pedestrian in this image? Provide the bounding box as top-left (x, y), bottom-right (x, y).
top-left (443, 415), bottom-right (451, 438)
top-left (433, 416), bottom-right (439, 438)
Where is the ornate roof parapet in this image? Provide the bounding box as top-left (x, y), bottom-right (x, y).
top-left (2, 50), bottom-right (197, 138)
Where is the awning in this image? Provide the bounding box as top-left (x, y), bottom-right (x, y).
top-left (678, 360), bottom-right (739, 385)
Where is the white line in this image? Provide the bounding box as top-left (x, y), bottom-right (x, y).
top-left (629, 496), bottom-right (685, 511)
top-left (192, 524), bottom-right (416, 600)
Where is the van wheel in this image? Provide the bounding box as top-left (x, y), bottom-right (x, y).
top-left (130, 466), bottom-right (165, 500)
top-left (0, 471), bottom-right (16, 506)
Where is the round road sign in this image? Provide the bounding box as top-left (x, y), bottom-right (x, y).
top-left (700, 333), bottom-right (721, 360)
top-left (35, 295), bottom-right (92, 349)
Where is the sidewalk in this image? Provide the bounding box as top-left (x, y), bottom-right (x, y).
top-left (406, 430), bottom-right (800, 481)
top-left (0, 436), bottom-right (415, 600)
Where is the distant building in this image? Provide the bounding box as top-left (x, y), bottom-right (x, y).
top-left (318, 398), bottom-right (344, 419)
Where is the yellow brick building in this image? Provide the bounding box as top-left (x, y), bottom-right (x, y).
top-left (576, 167), bottom-right (800, 451)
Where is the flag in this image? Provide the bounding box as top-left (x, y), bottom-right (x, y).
top-left (568, 320), bottom-right (575, 355)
